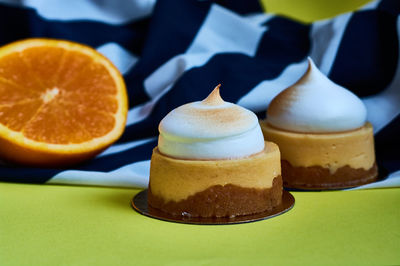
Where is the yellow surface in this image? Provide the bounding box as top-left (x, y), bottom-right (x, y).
top-left (150, 142), bottom-right (280, 202)
top-left (261, 122), bottom-right (375, 173)
top-left (261, 0), bottom-right (374, 23)
top-left (0, 183), bottom-right (399, 265)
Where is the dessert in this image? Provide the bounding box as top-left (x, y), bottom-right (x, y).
top-left (148, 85), bottom-right (282, 217)
top-left (261, 58), bottom-right (378, 189)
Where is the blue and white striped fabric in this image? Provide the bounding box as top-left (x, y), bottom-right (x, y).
top-left (0, 0), bottom-right (399, 189)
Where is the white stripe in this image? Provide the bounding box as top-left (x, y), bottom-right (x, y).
top-left (98, 137), bottom-right (156, 157)
top-left (362, 17), bottom-right (400, 133)
top-left (186, 4), bottom-right (266, 55)
top-left (125, 87), bottom-right (169, 126)
top-left (237, 60), bottom-right (308, 112)
top-left (359, 0), bottom-right (380, 11)
top-left (97, 43), bottom-right (138, 75)
top-left (309, 13), bottom-right (352, 75)
top-left (144, 4), bottom-right (267, 99)
top-left (244, 13), bottom-right (275, 26)
top-left (49, 160), bottom-right (150, 188)
top-left (0, 0), bottom-right (155, 24)
top-left (144, 53), bottom-right (214, 99)
top-left (347, 170), bottom-right (400, 190)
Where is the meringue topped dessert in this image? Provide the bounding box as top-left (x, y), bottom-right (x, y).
top-left (261, 58), bottom-right (378, 189)
top-left (148, 85), bottom-right (282, 217)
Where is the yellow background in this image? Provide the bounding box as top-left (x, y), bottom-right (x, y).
top-left (261, 0), bottom-right (373, 22)
top-left (1, 0), bottom-right (400, 265)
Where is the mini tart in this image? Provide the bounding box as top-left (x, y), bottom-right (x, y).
top-left (148, 141), bottom-right (282, 217)
top-left (260, 122), bottom-right (378, 189)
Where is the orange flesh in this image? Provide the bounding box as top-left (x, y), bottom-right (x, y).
top-left (0, 47), bottom-right (118, 144)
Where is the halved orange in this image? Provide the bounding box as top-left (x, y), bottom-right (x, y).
top-left (0, 38), bottom-right (128, 167)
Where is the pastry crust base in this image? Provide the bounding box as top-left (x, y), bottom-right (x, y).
top-left (261, 122), bottom-right (378, 189)
top-left (149, 142), bottom-right (281, 202)
top-left (148, 142), bottom-right (282, 217)
top-left (148, 176), bottom-right (282, 217)
top-left (282, 160), bottom-right (378, 189)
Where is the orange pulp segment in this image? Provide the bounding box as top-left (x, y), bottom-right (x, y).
top-left (0, 38), bottom-right (128, 167)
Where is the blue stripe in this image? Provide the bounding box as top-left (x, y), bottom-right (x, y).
top-left (76, 140), bottom-right (156, 171)
top-left (378, 0), bottom-right (400, 16)
top-left (214, 0), bottom-right (263, 14)
top-left (123, 0), bottom-right (212, 107)
top-left (0, 167), bottom-right (60, 184)
top-left (375, 114), bottom-right (400, 172)
top-left (0, 3), bottom-right (149, 55)
top-left (124, 0), bottom-right (263, 107)
top-left (328, 10), bottom-right (399, 96)
top-left (258, 17), bottom-right (310, 62)
top-left (0, 139), bottom-right (157, 184)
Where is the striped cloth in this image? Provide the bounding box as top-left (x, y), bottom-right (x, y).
top-left (0, 0), bottom-right (399, 189)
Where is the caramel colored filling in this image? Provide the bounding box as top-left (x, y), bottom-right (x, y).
top-left (281, 160), bottom-right (378, 189)
top-left (260, 122), bottom-right (375, 173)
top-left (148, 176), bottom-right (283, 217)
top-left (149, 141), bottom-right (281, 202)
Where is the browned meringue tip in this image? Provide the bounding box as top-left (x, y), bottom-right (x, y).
top-left (202, 84), bottom-right (225, 106)
top-left (267, 58), bottom-right (313, 117)
top-left (291, 57), bottom-right (313, 87)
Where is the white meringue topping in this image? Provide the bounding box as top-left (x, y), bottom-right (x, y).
top-left (267, 58), bottom-right (367, 133)
top-left (158, 85), bottom-right (265, 159)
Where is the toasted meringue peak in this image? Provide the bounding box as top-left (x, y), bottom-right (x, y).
top-left (267, 58), bottom-right (367, 133)
top-left (158, 85), bottom-right (265, 159)
top-left (202, 84), bottom-right (224, 106)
